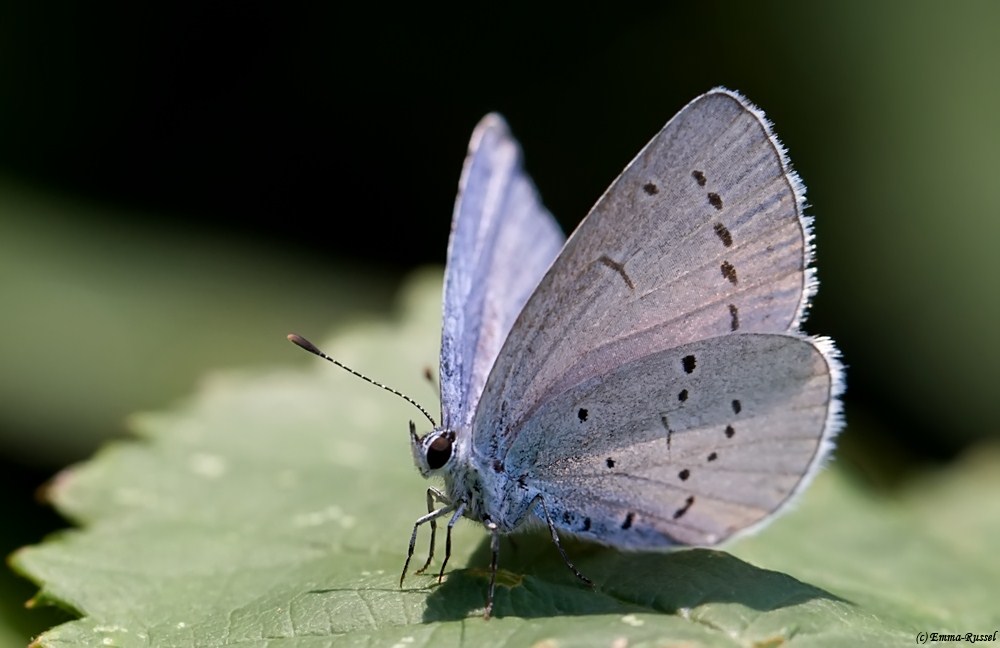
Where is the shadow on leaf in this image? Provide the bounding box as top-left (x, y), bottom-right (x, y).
top-left (421, 533), bottom-right (843, 621)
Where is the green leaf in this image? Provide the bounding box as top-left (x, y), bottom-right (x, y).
top-left (12, 270), bottom-right (998, 646)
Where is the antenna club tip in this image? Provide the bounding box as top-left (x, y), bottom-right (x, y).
top-left (287, 333), bottom-right (323, 356)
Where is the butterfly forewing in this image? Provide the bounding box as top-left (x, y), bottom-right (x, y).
top-left (473, 89), bottom-right (817, 456)
top-left (439, 114), bottom-right (565, 430)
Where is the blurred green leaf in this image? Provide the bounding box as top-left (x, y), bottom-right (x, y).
top-left (10, 273), bottom-right (998, 646)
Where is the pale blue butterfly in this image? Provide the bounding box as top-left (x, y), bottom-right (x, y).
top-left (292, 87), bottom-right (843, 618)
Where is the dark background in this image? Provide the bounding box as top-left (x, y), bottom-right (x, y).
top-left (1, 2), bottom-right (997, 641)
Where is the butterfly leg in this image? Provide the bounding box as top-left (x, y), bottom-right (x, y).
top-left (415, 487), bottom-right (450, 575)
top-left (401, 498), bottom-right (457, 588)
top-left (484, 521), bottom-right (500, 619)
top-left (537, 496), bottom-right (593, 588)
top-left (436, 501), bottom-right (467, 583)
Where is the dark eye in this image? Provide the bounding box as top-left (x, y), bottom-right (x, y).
top-left (426, 434), bottom-right (453, 469)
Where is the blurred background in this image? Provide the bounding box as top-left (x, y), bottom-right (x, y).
top-left (1, 2), bottom-right (997, 641)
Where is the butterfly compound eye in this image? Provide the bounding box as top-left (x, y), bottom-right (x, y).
top-left (426, 434), bottom-right (453, 470)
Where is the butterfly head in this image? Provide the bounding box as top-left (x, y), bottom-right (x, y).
top-left (409, 420), bottom-right (456, 477)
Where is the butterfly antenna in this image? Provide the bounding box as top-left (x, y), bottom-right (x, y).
top-left (288, 333), bottom-right (437, 427)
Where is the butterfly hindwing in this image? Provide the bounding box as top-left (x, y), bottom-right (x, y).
top-left (507, 333), bottom-right (837, 547)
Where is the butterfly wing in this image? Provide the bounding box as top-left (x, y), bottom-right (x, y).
top-left (472, 89), bottom-right (843, 543)
top-left (511, 333), bottom-right (839, 546)
top-left (475, 88), bottom-right (826, 451)
top-left (439, 114), bottom-right (565, 430)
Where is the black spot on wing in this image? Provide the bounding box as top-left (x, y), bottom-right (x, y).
top-left (678, 389), bottom-right (689, 402)
top-left (682, 354), bottom-right (696, 374)
top-left (692, 170), bottom-right (707, 186)
top-left (598, 255), bottom-right (635, 290)
top-left (582, 517), bottom-right (591, 532)
top-left (720, 261), bottom-right (738, 285)
top-left (492, 460), bottom-right (504, 473)
top-left (707, 192), bottom-right (723, 210)
top-left (728, 304), bottom-right (740, 331)
top-left (707, 452), bottom-right (718, 462)
top-left (725, 425), bottom-right (735, 438)
top-left (606, 457), bottom-right (616, 469)
top-left (642, 182), bottom-right (659, 195)
top-left (678, 468), bottom-right (690, 481)
top-left (577, 408), bottom-right (588, 422)
top-left (661, 415), bottom-right (673, 459)
top-left (713, 223), bottom-right (733, 247)
top-left (673, 496), bottom-right (695, 520)
top-left (732, 399), bottom-right (742, 414)
top-left (621, 512), bottom-right (635, 530)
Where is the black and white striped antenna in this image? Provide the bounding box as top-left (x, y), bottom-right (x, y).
top-left (287, 333), bottom-right (437, 427)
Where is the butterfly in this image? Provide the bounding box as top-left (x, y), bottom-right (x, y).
top-left (293, 87), bottom-right (842, 619)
